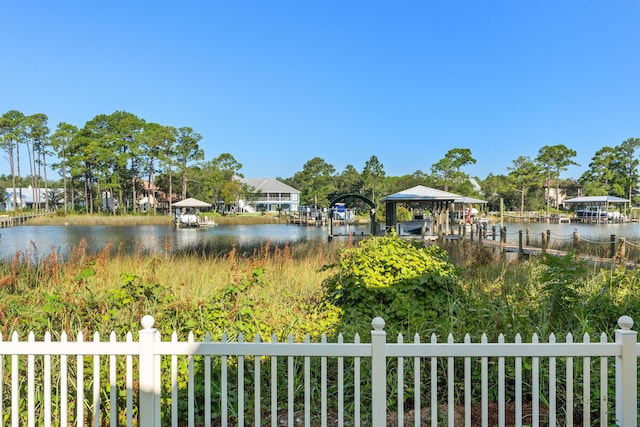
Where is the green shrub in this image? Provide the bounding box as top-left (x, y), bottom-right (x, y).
top-left (323, 232), bottom-right (460, 338)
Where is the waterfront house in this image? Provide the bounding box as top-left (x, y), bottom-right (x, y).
top-left (236, 177), bottom-right (301, 213)
top-left (4, 186), bottom-right (52, 211)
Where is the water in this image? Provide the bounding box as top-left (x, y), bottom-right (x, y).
top-left (2, 221), bottom-right (640, 260)
top-left (490, 222), bottom-right (640, 244)
top-left (0, 223), bottom-right (370, 260)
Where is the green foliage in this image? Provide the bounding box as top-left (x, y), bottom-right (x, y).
top-left (538, 252), bottom-right (587, 329)
top-left (323, 233), bottom-right (460, 337)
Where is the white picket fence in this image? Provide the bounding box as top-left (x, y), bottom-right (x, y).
top-left (0, 315), bottom-right (638, 427)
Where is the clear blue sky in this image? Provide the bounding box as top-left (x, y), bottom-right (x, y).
top-left (2, 1), bottom-right (639, 182)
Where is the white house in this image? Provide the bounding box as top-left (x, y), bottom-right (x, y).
top-left (4, 186), bottom-right (50, 211)
top-left (236, 178), bottom-right (301, 213)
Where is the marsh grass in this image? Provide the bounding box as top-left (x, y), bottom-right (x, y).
top-left (27, 213), bottom-right (173, 226)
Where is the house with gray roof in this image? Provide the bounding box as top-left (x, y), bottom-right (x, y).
top-left (236, 178), bottom-right (301, 213)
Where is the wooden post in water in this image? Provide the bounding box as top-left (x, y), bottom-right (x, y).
top-left (500, 227), bottom-right (506, 254)
top-left (526, 228), bottom-right (530, 246)
top-left (518, 230), bottom-right (524, 259)
top-left (610, 234), bottom-right (616, 259)
top-left (541, 232), bottom-right (547, 254)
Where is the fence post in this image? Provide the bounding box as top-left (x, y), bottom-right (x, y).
top-left (572, 230), bottom-right (580, 258)
top-left (615, 315), bottom-right (637, 427)
top-left (139, 315), bottom-right (159, 427)
top-left (371, 317), bottom-right (387, 427)
top-left (541, 232), bottom-right (547, 254)
top-left (610, 234), bottom-right (616, 259)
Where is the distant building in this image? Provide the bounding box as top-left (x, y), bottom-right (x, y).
top-left (236, 178), bottom-right (301, 213)
top-left (4, 186), bottom-right (53, 211)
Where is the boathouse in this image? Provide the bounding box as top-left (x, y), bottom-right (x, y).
top-left (381, 185), bottom-right (461, 237)
top-left (564, 195), bottom-right (630, 222)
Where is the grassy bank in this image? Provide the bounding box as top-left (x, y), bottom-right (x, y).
top-left (25, 212), bottom-right (288, 226)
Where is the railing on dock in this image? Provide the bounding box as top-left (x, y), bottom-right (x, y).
top-left (458, 223), bottom-right (640, 266)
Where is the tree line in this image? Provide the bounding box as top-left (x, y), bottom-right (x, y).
top-left (1, 109), bottom-right (639, 214)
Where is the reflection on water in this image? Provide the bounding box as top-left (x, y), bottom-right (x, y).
top-left (0, 224), bottom-right (370, 260)
top-left (3, 221), bottom-right (640, 260)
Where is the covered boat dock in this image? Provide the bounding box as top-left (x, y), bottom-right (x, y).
top-left (381, 185), bottom-right (461, 238)
top-left (564, 195), bottom-right (630, 223)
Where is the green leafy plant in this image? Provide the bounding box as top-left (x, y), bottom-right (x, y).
top-left (323, 233), bottom-right (460, 338)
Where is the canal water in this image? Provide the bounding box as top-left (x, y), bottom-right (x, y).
top-left (0, 223), bottom-right (370, 260)
top-left (2, 221), bottom-right (640, 260)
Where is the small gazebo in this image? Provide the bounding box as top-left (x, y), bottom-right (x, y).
top-left (171, 197), bottom-right (213, 227)
top-left (380, 185), bottom-right (462, 236)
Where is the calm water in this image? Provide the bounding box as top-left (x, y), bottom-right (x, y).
top-left (0, 223), bottom-right (370, 260)
top-left (2, 221), bottom-right (640, 260)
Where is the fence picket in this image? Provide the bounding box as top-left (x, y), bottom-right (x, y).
top-left (566, 332), bottom-right (574, 427)
top-left (396, 333), bottom-right (404, 427)
top-left (549, 332), bottom-right (556, 427)
top-left (12, 332), bottom-right (19, 427)
top-left (44, 331), bottom-right (51, 427)
top-left (61, 332), bottom-right (68, 427)
top-left (238, 333), bottom-right (245, 427)
top-left (270, 333), bottom-right (277, 427)
top-left (480, 333), bottom-right (487, 427)
top-left (515, 333), bottom-right (522, 427)
top-left (599, 332), bottom-right (608, 426)
top-left (204, 332), bottom-right (211, 427)
top-left (287, 334), bottom-right (294, 427)
top-left (221, 332), bottom-right (228, 427)
top-left (109, 331), bottom-right (117, 427)
top-left (28, 331), bottom-right (35, 427)
top-left (338, 332), bottom-right (344, 427)
top-left (464, 334), bottom-right (471, 427)
top-left (428, 333), bottom-right (435, 427)
top-left (583, 332), bottom-right (591, 427)
top-left (76, 331), bottom-right (84, 427)
top-left (188, 331), bottom-right (195, 427)
top-left (498, 333), bottom-right (505, 427)
top-left (93, 332), bottom-right (101, 427)
top-left (532, 333), bottom-right (539, 427)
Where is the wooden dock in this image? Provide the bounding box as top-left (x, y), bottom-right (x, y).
top-left (0, 213), bottom-right (49, 227)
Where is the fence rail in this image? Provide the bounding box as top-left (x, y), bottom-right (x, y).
top-left (1, 315), bottom-right (638, 427)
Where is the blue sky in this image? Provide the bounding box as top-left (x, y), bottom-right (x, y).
top-left (2, 1), bottom-right (639, 182)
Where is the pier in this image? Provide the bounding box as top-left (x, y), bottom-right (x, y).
top-left (0, 213), bottom-right (50, 227)
top-left (456, 223), bottom-right (639, 267)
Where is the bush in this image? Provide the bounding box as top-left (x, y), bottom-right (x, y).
top-left (323, 232), bottom-right (460, 338)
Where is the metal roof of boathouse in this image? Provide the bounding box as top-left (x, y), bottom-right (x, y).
top-left (381, 185), bottom-right (461, 202)
top-left (564, 195), bottom-right (629, 204)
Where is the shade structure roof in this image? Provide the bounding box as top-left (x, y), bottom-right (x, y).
top-left (564, 195), bottom-right (629, 204)
top-left (380, 185), bottom-right (461, 203)
top-left (171, 197), bottom-right (212, 208)
top-left (454, 196), bottom-right (487, 204)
